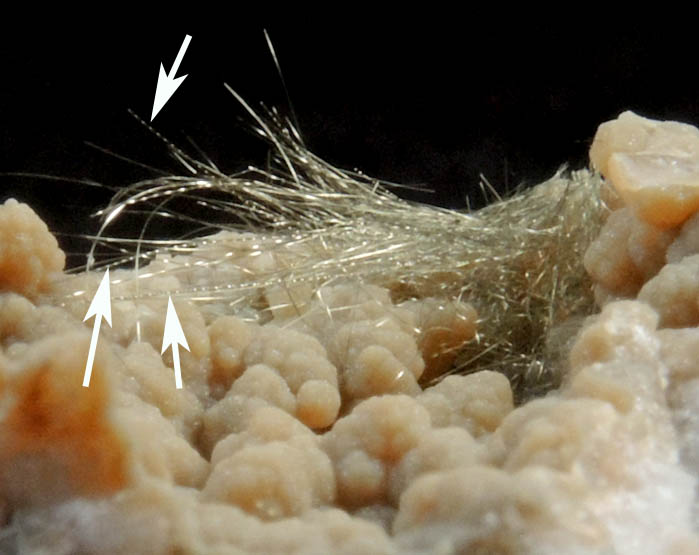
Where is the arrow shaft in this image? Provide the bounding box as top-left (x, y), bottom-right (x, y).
top-left (169, 34), bottom-right (192, 77)
top-left (171, 344), bottom-right (183, 389)
top-left (82, 315), bottom-right (102, 387)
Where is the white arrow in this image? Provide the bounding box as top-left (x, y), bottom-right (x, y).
top-left (82, 269), bottom-right (112, 387)
top-left (161, 296), bottom-right (190, 389)
top-left (151, 34), bottom-right (192, 121)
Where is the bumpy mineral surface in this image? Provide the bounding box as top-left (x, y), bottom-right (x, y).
top-left (2, 111), bottom-right (699, 554)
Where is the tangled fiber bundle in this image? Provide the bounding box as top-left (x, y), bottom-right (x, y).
top-left (62, 99), bottom-right (610, 402)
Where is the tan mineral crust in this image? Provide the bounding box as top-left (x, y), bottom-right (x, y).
top-left (1, 111), bottom-right (699, 553)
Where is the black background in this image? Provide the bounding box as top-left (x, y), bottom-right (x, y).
top-left (2, 23), bottom-right (699, 267)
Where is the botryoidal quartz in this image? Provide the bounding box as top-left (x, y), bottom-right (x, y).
top-left (2, 111), bottom-right (699, 553)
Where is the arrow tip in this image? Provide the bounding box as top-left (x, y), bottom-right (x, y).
top-left (161, 296), bottom-right (190, 353)
top-left (84, 269), bottom-right (112, 326)
top-left (152, 65), bottom-right (188, 121)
